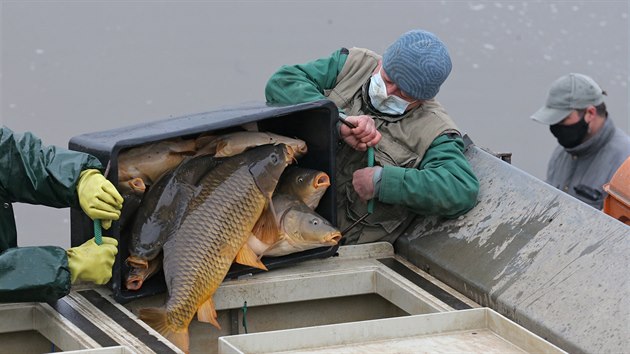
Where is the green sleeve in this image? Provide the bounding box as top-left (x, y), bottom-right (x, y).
top-left (0, 127), bottom-right (102, 303)
top-left (0, 126), bottom-right (103, 209)
top-left (265, 48), bottom-right (348, 105)
top-left (379, 135), bottom-right (479, 218)
top-left (0, 246), bottom-right (71, 303)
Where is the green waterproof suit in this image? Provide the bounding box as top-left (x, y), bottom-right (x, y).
top-left (266, 48), bottom-right (479, 244)
top-left (0, 126), bottom-right (103, 302)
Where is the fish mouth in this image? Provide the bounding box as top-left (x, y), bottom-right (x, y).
top-left (126, 277), bottom-right (144, 291)
top-left (326, 232), bottom-right (342, 245)
top-left (313, 173), bottom-right (331, 188)
top-left (125, 256), bottom-right (162, 290)
top-left (129, 177), bottom-right (147, 193)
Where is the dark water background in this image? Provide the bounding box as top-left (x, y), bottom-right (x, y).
top-left (1, 1), bottom-right (628, 248)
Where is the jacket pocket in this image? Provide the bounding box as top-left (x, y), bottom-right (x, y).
top-left (373, 134), bottom-right (420, 168)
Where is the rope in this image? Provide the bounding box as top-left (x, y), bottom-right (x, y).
top-left (242, 301), bottom-right (249, 334)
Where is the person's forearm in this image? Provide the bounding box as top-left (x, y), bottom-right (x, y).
top-left (379, 136), bottom-right (479, 217)
top-left (0, 246), bottom-right (71, 303)
top-left (265, 48), bottom-right (347, 105)
top-left (0, 127), bottom-right (102, 208)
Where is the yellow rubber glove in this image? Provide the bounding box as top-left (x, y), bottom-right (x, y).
top-left (77, 169), bottom-right (124, 229)
top-left (67, 236), bottom-right (118, 284)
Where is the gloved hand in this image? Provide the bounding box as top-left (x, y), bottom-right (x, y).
top-left (77, 169), bottom-right (124, 229)
top-left (67, 236), bottom-right (118, 284)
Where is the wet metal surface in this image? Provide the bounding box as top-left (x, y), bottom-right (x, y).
top-left (396, 145), bottom-right (630, 354)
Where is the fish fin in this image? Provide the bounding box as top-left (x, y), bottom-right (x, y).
top-left (260, 202), bottom-right (282, 244)
top-left (138, 307), bottom-right (170, 335)
top-left (139, 307), bottom-right (190, 353)
top-left (246, 233), bottom-right (272, 258)
top-left (255, 203), bottom-right (281, 245)
top-left (268, 197), bottom-right (279, 222)
top-left (250, 212), bottom-right (265, 240)
top-left (235, 243), bottom-right (268, 271)
top-left (197, 298), bottom-right (221, 330)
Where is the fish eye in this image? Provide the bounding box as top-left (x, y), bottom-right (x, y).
top-left (297, 177), bottom-right (304, 183)
top-left (270, 153), bottom-right (278, 163)
top-left (311, 219), bottom-right (319, 225)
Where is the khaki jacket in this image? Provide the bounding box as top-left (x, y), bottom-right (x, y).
top-left (325, 48), bottom-right (460, 244)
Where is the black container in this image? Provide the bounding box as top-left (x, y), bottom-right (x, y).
top-left (69, 100), bottom-right (339, 304)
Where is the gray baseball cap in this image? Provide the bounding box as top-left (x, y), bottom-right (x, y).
top-left (531, 73), bottom-right (606, 125)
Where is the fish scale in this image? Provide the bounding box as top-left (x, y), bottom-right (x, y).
top-left (165, 174), bottom-right (262, 323)
top-left (125, 153), bottom-right (221, 292)
top-left (150, 144), bottom-right (291, 340)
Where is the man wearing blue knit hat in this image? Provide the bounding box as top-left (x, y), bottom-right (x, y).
top-left (266, 30), bottom-right (479, 245)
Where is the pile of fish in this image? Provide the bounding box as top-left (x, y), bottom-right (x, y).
top-left (116, 130), bottom-right (340, 353)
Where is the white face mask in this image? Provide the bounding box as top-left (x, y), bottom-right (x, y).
top-left (368, 71), bottom-right (411, 115)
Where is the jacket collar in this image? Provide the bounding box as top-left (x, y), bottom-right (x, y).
top-left (564, 117), bottom-right (615, 156)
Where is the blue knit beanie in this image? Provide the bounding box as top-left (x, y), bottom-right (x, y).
top-left (382, 30), bottom-right (452, 100)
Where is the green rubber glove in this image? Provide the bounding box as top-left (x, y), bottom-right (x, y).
top-left (67, 236), bottom-right (118, 284)
top-left (77, 169), bottom-right (124, 229)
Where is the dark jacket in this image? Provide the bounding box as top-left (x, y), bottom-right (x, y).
top-left (0, 126), bottom-right (102, 302)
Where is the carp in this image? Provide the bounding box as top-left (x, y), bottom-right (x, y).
top-left (249, 193), bottom-right (341, 258)
top-left (138, 144), bottom-right (293, 353)
top-left (125, 154), bottom-right (219, 291)
top-left (117, 138), bottom-right (197, 194)
top-left (276, 166), bottom-right (330, 209)
top-left (199, 131), bottom-right (308, 158)
top-left (245, 167), bottom-right (334, 257)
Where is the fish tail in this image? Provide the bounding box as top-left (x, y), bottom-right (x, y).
top-left (139, 307), bottom-right (169, 334)
top-left (139, 307), bottom-right (190, 353)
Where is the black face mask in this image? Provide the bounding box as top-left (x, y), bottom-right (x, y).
top-left (550, 114), bottom-right (589, 148)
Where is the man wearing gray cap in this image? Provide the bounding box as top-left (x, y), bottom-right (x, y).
top-left (531, 73), bottom-right (630, 209)
top-left (266, 30), bottom-right (479, 245)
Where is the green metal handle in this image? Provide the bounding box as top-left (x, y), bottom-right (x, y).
top-left (367, 146), bottom-right (375, 214)
top-left (93, 220), bottom-right (102, 245)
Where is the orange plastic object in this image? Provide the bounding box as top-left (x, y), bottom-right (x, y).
top-left (603, 157), bottom-right (630, 225)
